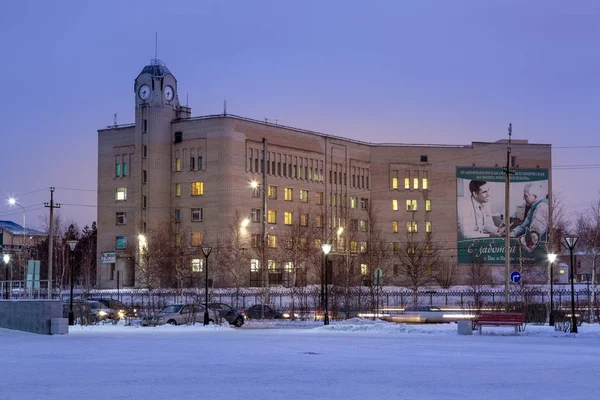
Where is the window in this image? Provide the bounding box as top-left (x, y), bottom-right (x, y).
top-left (142, 119), bottom-right (147, 133)
top-left (392, 177), bottom-right (398, 189)
top-left (284, 262), bottom-right (294, 272)
top-left (392, 221), bottom-right (398, 233)
top-left (174, 131), bottom-right (182, 143)
top-left (175, 209), bottom-right (181, 222)
top-left (191, 181), bottom-right (204, 196)
top-left (413, 171), bottom-right (419, 190)
top-left (268, 185), bottom-right (277, 199)
top-left (404, 171), bottom-right (410, 189)
top-left (116, 187), bottom-right (127, 201)
top-left (350, 241), bottom-right (358, 253)
top-left (393, 242), bottom-right (399, 254)
top-left (393, 264), bottom-right (399, 275)
top-left (251, 234), bottom-right (261, 248)
top-left (252, 185), bottom-right (261, 198)
top-left (360, 263), bottom-right (368, 276)
top-left (251, 259), bottom-right (260, 272)
top-left (251, 208), bottom-right (261, 222)
top-left (406, 200), bottom-right (417, 211)
top-left (191, 232), bottom-right (203, 246)
top-left (422, 171), bottom-right (428, 190)
top-left (142, 170), bottom-right (147, 184)
top-left (176, 183), bottom-right (181, 197)
top-left (123, 162), bottom-right (129, 177)
top-left (190, 157), bottom-right (195, 170)
top-left (268, 260), bottom-right (278, 272)
top-left (420, 155), bottom-right (428, 162)
top-left (198, 155), bottom-right (203, 170)
top-left (283, 237), bottom-right (293, 250)
top-left (143, 145), bottom-right (147, 158)
top-left (407, 221), bottom-right (418, 232)
top-left (300, 190), bottom-right (308, 203)
top-left (143, 195), bottom-right (147, 209)
top-left (191, 258), bottom-right (203, 272)
top-left (176, 158), bottom-right (181, 172)
top-left (315, 215), bottom-right (323, 228)
top-left (268, 210), bottom-right (277, 224)
top-left (359, 220), bottom-right (367, 232)
top-left (350, 196), bottom-right (358, 209)
top-left (392, 199), bottom-right (398, 211)
top-left (425, 200), bottom-right (431, 211)
top-left (284, 212), bottom-right (293, 225)
top-left (350, 219), bottom-right (358, 231)
top-left (116, 236), bottom-right (127, 249)
top-left (511, 156), bottom-right (517, 168)
top-left (116, 212), bottom-right (126, 225)
top-left (268, 235), bottom-right (278, 248)
top-left (191, 208), bottom-right (203, 222)
top-left (115, 163), bottom-right (121, 177)
top-left (316, 192), bottom-right (324, 205)
top-left (360, 198), bottom-right (369, 210)
top-left (426, 221), bottom-right (432, 232)
top-left (284, 188), bottom-right (293, 201)
top-left (359, 242), bottom-right (367, 253)
top-left (300, 213), bottom-right (308, 227)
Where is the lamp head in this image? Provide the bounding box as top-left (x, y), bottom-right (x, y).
top-left (67, 240), bottom-right (78, 251)
top-left (564, 235), bottom-right (579, 250)
top-left (250, 181), bottom-right (259, 189)
top-left (201, 246), bottom-right (213, 257)
top-left (241, 218), bottom-right (250, 228)
top-left (337, 227), bottom-right (344, 236)
top-left (3, 254), bottom-right (10, 264)
top-left (321, 243), bottom-right (332, 255)
top-left (8, 197), bottom-right (16, 206)
top-left (548, 253), bottom-right (557, 263)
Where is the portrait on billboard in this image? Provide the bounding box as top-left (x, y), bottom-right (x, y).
top-left (456, 168), bottom-right (549, 265)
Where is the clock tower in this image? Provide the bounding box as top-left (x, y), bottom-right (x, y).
top-left (133, 59), bottom-right (180, 236)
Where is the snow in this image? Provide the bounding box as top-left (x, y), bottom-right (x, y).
top-left (1, 319), bottom-right (599, 400)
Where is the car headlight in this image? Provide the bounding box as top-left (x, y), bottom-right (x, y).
top-left (283, 313), bottom-right (290, 318)
top-left (98, 310), bottom-right (108, 317)
top-left (118, 310), bottom-right (126, 318)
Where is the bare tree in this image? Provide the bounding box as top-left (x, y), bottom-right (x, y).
top-left (575, 194), bottom-right (600, 323)
top-left (434, 258), bottom-right (458, 289)
top-left (395, 232), bottom-right (439, 305)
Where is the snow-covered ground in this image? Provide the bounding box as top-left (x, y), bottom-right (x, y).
top-left (1, 319), bottom-right (598, 400)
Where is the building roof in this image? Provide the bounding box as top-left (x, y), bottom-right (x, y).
top-left (0, 221), bottom-right (46, 236)
top-left (138, 59), bottom-right (172, 78)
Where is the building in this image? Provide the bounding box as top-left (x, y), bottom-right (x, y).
top-left (0, 220), bottom-right (47, 281)
top-left (96, 60), bottom-right (552, 289)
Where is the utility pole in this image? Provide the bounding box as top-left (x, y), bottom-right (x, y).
top-left (504, 124), bottom-right (513, 310)
top-left (262, 138), bottom-right (269, 318)
top-left (44, 187), bottom-right (60, 299)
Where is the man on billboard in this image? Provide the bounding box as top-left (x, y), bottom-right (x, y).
top-left (458, 180), bottom-right (505, 240)
top-left (510, 182), bottom-right (549, 245)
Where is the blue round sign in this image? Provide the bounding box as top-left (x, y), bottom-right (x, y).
top-left (510, 271), bottom-right (521, 283)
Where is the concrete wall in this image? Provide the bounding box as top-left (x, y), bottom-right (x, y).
top-left (0, 300), bottom-right (64, 334)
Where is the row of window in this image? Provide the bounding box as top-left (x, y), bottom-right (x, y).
top-left (174, 153), bottom-right (204, 172)
top-left (248, 149), bottom-right (325, 182)
top-left (392, 221), bottom-right (432, 233)
top-left (115, 155), bottom-right (130, 178)
top-left (392, 199), bottom-right (431, 212)
top-left (391, 170), bottom-right (429, 191)
top-left (115, 182), bottom-right (206, 202)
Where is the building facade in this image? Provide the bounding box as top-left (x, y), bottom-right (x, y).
top-left (96, 61), bottom-right (552, 289)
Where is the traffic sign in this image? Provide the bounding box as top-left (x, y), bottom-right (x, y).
top-left (510, 271), bottom-right (521, 283)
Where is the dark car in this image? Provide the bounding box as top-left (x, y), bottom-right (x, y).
top-left (244, 304), bottom-right (284, 320)
top-left (205, 303), bottom-right (244, 327)
top-left (92, 299), bottom-right (138, 319)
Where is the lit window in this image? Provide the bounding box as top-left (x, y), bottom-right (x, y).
top-left (268, 185), bottom-right (277, 199)
top-left (422, 172), bottom-right (428, 190)
top-left (350, 196), bottom-right (357, 209)
top-left (116, 236), bottom-right (127, 249)
top-left (268, 235), bottom-right (278, 248)
top-left (176, 183), bottom-right (181, 197)
top-left (116, 187), bottom-right (127, 201)
top-left (300, 190), bottom-right (308, 203)
top-left (392, 199), bottom-right (398, 211)
top-left (316, 192), bottom-right (324, 205)
top-left (393, 242), bottom-right (399, 254)
top-left (425, 200), bottom-right (431, 211)
top-left (359, 220), bottom-right (367, 232)
top-left (350, 241), bottom-right (358, 253)
top-left (413, 171), bottom-right (419, 190)
top-left (176, 158), bottom-right (181, 172)
top-left (360, 263), bottom-right (368, 276)
top-left (426, 221), bottom-right (432, 232)
top-left (392, 221), bottom-right (398, 233)
top-left (191, 181), bottom-right (204, 196)
top-left (407, 221), bottom-right (418, 232)
top-left (406, 200), bottom-right (417, 211)
top-left (116, 212), bottom-right (126, 225)
top-left (268, 260), bottom-right (278, 271)
top-left (284, 212), bottom-right (293, 225)
top-left (315, 238), bottom-right (322, 249)
top-left (284, 188), bottom-right (293, 201)
top-left (191, 258), bottom-right (203, 272)
top-left (268, 210), bottom-right (277, 224)
top-left (251, 259), bottom-right (260, 272)
top-left (191, 232), bottom-right (203, 246)
top-left (191, 208), bottom-right (203, 222)
top-left (392, 177), bottom-right (398, 189)
top-left (300, 213), bottom-right (308, 227)
top-left (359, 242), bottom-right (367, 253)
top-left (404, 171), bottom-right (410, 189)
top-left (284, 262), bottom-right (293, 272)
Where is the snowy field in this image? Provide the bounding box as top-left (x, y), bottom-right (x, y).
top-left (1, 319), bottom-right (599, 400)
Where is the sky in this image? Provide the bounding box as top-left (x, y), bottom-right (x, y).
top-left (0, 0), bottom-right (598, 230)
top-left (1, 319), bottom-right (600, 400)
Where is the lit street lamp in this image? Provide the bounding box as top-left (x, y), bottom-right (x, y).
top-left (321, 243), bottom-right (332, 326)
top-left (564, 235), bottom-right (579, 333)
top-left (547, 253), bottom-right (557, 326)
top-left (201, 246), bottom-right (212, 325)
top-left (8, 198), bottom-right (26, 247)
top-left (67, 240), bottom-right (78, 326)
top-left (3, 254), bottom-right (10, 300)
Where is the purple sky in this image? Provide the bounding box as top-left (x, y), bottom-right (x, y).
top-left (1, 0), bottom-right (598, 231)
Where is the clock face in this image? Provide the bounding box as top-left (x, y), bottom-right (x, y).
top-left (164, 85), bottom-right (174, 101)
top-left (138, 84), bottom-right (151, 100)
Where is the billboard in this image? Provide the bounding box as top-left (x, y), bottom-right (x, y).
top-left (456, 167), bottom-right (549, 265)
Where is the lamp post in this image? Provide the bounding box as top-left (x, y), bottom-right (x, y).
top-left (564, 235), bottom-right (579, 333)
top-left (3, 254), bottom-right (10, 300)
top-left (67, 240), bottom-right (78, 326)
top-left (547, 253), bottom-right (557, 326)
top-left (321, 243), bottom-right (332, 325)
top-left (201, 246), bottom-right (212, 325)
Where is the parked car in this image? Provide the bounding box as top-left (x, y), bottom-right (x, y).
top-left (244, 304), bottom-right (284, 320)
top-left (205, 303), bottom-right (245, 327)
top-left (142, 304), bottom-right (206, 326)
top-left (379, 306), bottom-right (475, 324)
top-left (62, 300), bottom-right (113, 324)
top-left (91, 298), bottom-right (138, 319)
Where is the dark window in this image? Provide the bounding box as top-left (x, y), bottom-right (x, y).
top-left (174, 131), bottom-right (183, 143)
top-left (190, 157), bottom-right (195, 170)
top-left (143, 145), bottom-right (147, 158)
top-left (142, 170), bottom-right (147, 184)
top-left (198, 156), bottom-right (203, 170)
top-left (142, 119), bottom-right (147, 133)
top-left (420, 155), bottom-right (428, 162)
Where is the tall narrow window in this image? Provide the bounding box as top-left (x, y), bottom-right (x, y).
top-left (426, 221), bottom-right (432, 232)
top-left (392, 199), bottom-right (398, 211)
top-left (268, 210), bottom-right (277, 224)
top-left (316, 192), bottom-right (324, 205)
top-left (176, 158), bottom-right (181, 172)
top-left (268, 235), bottom-right (278, 248)
top-left (392, 177), bottom-right (398, 189)
top-left (425, 200), bottom-right (431, 211)
top-left (142, 170), bottom-right (147, 184)
top-left (251, 208), bottom-right (261, 222)
top-left (350, 196), bottom-right (357, 209)
top-left (404, 171), bottom-right (410, 189)
top-left (284, 212), bottom-right (293, 225)
top-left (300, 190), bottom-right (308, 203)
top-left (123, 162), bottom-right (129, 177)
top-left (300, 213), bottom-right (308, 227)
top-left (143, 145), bottom-right (147, 158)
top-left (142, 119), bottom-right (148, 133)
top-left (175, 209), bottom-right (181, 222)
top-left (142, 195), bottom-right (147, 209)
top-left (392, 221), bottom-right (398, 233)
top-left (115, 161), bottom-right (121, 178)
top-left (268, 185), bottom-right (277, 199)
top-left (422, 171), bottom-right (428, 190)
top-left (176, 183), bottom-right (181, 197)
top-left (190, 157), bottom-right (195, 170)
top-left (413, 171), bottom-right (419, 190)
top-left (198, 155), bottom-right (203, 170)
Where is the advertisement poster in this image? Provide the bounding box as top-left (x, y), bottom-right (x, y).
top-left (456, 167), bottom-right (549, 265)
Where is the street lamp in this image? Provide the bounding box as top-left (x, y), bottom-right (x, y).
top-left (67, 240), bottom-right (78, 326)
top-left (321, 243), bottom-right (332, 325)
top-left (564, 235), bottom-right (579, 333)
top-left (547, 253), bottom-right (557, 326)
top-left (3, 254), bottom-right (10, 300)
top-left (201, 246), bottom-right (212, 325)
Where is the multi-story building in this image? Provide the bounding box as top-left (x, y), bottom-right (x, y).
top-left (97, 60), bottom-right (552, 289)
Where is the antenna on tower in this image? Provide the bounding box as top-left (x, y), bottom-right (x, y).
top-left (154, 31), bottom-right (158, 61)
top-left (508, 122), bottom-right (512, 144)
top-left (224, 99), bottom-right (227, 116)
top-left (186, 93), bottom-right (189, 106)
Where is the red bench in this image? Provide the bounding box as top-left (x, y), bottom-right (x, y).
top-left (473, 312), bottom-right (525, 335)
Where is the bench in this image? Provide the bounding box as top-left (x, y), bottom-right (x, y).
top-left (473, 312), bottom-right (525, 335)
